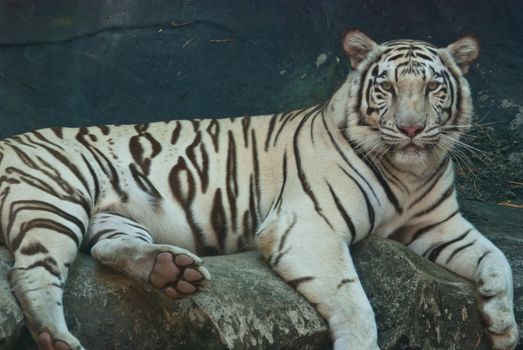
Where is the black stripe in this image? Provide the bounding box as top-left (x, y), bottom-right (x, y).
top-left (129, 163), bottom-right (162, 199)
top-left (351, 147), bottom-right (402, 214)
top-left (76, 128), bottom-right (127, 202)
top-left (287, 276), bottom-right (315, 289)
top-left (414, 52), bottom-right (433, 61)
top-left (320, 112), bottom-right (380, 205)
top-left (272, 214), bottom-right (297, 267)
top-left (412, 157), bottom-right (450, 195)
top-left (20, 242), bottom-right (49, 255)
top-left (446, 240), bottom-right (476, 264)
top-left (206, 120), bottom-right (220, 152)
top-left (337, 278), bottom-right (356, 288)
top-left (31, 130), bottom-right (64, 150)
top-left (25, 257), bottom-right (61, 279)
top-left (441, 71), bottom-right (456, 125)
top-left (11, 218), bottom-right (80, 252)
top-left (33, 137), bottom-right (91, 198)
top-left (356, 63), bottom-right (373, 125)
top-left (168, 156), bottom-right (207, 255)
top-left (476, 250), bottom-right (490, 268)
top-left (272, 247), bottom-right (291, 267)
top-left (81, 154), bottom-right (100, 203)
top-left (241, 117), bottom-right (250, 147)
top-left (293, 107), bottom-right (333, 229)
top-left (425, 228), bottom-right (472, 262)
top-left (186, 132), bottom-right (210, 193)
top-left (264, 114), bottom-right (278, 151)
top-left (379, 160), bottom-right (409, 194)
top-left (338, 166), bottom-right (375, 236)
top-left (446, 68), bottom-right (462, 124)
top-left (273, 111), bottom-right (294, 146)
top-left (171, 121), bottom-right (182, 144)
top-left (273, 152), bottom-right (288, 213)
top-left (251, 129), bottom-right (261, 219)
top-left (326, 182), bottom-right (357, 243)
top-left (309, 112), bottom-right (320, 147)
top-left (51, 127), bottom-right (64, 139)
top-left (226, 130), bottom-right (238, 231)
top-left (412, 184), bottom-right (454, 218)
top-left (211, 188), bottom-right (227, 252)
top-left (7, 200), bottom-right (85, 243)
top-left (85, 228), bottom-right (118, 252)
top-left (409, 209), bottom-right (459, 244)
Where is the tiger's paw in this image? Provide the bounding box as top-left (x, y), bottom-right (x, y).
top-left (149, 251), bottom-right (210, 299)
top-left (480, 295), bottom-right (519, 350)
top-left (37, 331), bottom-right (83, 350)
top-left (476, 267), bottom-right (519, 349)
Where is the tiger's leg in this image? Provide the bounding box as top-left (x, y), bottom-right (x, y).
top-left (6, 201), bottom-right (88, 350)
top-left (256, 211), bottom-right (379, 350)
top-left (86, 212), bottom-right (210, 299)
top-left (404, 213), bottom-right (518, 350)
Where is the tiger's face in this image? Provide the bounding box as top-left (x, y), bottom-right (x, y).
top-left (342, 30), bottom-right (480, 171)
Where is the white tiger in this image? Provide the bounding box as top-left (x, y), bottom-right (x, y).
top-left (0, 30), bottom-right (518, 349)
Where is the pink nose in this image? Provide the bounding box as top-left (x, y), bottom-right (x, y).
top-left (397, 124), bottom-right (424, 138)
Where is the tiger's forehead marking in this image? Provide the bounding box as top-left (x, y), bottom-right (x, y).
top-left (373, 40), bottom-right (443, 81)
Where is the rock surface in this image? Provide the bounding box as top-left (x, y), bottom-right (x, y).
top-left (0, 250), bottom-right (24, 350)
top-left (2, 200), bottom-right (521, 349)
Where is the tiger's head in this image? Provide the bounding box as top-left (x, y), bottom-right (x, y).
top-left (339, 30), bottom-right (479, 171)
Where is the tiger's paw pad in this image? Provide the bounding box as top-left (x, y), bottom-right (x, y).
top-left (37, 332), bottom-right (82, 350)
top-left (149, 252), bottom-right (210, 299)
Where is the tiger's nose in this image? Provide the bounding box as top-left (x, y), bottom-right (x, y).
top-left (397, 124), bottom-right (425, 138)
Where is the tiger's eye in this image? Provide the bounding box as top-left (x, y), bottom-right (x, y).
top-left (427, 81), bottom-right (440, 91)
top-left (381, 81), bottom-right (393, 91)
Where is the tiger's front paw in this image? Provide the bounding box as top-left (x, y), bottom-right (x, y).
top-left (480, 294), bottom-right (518, 349)
top-left (476, 266), bottom-right (519, 349)
top-left (37, 330), bottom-right (84, 350)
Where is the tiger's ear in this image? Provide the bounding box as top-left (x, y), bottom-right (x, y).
top-left (342, 29), bottom-right (378, 69)
top-left (446, 35), bottom-right (480, 74)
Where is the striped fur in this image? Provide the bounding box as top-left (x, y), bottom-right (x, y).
top-left (0, 30), bottom-right (518, 350)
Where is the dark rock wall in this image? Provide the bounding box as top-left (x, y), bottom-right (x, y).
top-left (0, 0), bottom-right (522, 201)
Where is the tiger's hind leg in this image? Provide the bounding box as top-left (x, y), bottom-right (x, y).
top-left (85, 212), bottom-right (210, 299)
top-left (5, 201), bottom-right (88, 350)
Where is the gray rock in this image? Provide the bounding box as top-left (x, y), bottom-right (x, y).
top-left (4, 249), bottom-right (330, 350)
top-left (353, 238), bottom-right (488, 350)
top-left (0, 250), bottom-right (24, 350)
top-left (509, 152), bottom-right (523, 165)
top-left (2, 235), bottom-right (501, 349)
top-left (1, 201), bottom-right (520, 350)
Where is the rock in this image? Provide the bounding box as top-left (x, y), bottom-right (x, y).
top-left (4, 249), bottom-right (330, 350)
top-left (4, 219), bottom-right (512, 349)
top-left (509, 152), bottom-right (523, 165)
top-left (353, 238), bottom-right (489, 350)
top-left (315, 53), bottom-right (328, 68)
top-left (0, 249), bottom-right (24, 350)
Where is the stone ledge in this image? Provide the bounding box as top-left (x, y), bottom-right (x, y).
top-left (2, 234), bottom-right (492, 349)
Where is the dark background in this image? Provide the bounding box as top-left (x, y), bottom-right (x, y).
top-left (0, 0), bottom-right (522, 202)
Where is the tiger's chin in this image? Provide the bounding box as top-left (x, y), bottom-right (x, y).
top-left (389, 144), bottom-right (433, 169)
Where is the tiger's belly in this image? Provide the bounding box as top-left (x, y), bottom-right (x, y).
top-left (116, 187), bottom-right (261, 255)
